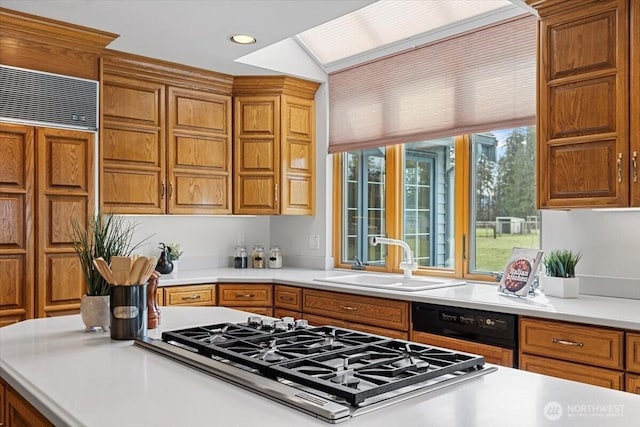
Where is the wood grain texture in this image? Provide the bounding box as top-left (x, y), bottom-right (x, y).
top-left (411, 330), bottom-right (514, 367)
top-left (627, 373), bottom-right (640, 394)
top-left (537, 0), bottom-right (629, 208)
top-left (274, 285), bottom-right (303, 311)
top-left (163, 284), bottom-right (216, 306)
top-left (303, 289), bottom-right (409, 331)
top-left (0, 123), bottom-right (34, 325)
top-left (0, 7), bottom-right (116, 80)
top-left (627, 332), bottom-right (640, 374)
top-left (631, 0), bottom-right (640, 206)
top-left (520, 353), bottom-right (624, 389)
top-left (303, 313), bottom-right (409, 340)
top-left (217, 283), bottom-right (273, 307)
top-left (4, 380), bottom-right (54, 426)
top-left (520, 317), bottom-right (623, 369)
top-left (36, 128), bottom-right (93, 318)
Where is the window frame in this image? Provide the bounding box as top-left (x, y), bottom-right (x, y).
top-left (332, 134), bottom-right (504, 282)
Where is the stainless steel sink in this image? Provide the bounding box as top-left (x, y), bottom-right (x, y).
top-left (313, 274), bottom-right (466, 292)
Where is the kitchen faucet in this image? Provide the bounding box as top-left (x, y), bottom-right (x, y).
top-left (369, 236), bottom-right (418, 278)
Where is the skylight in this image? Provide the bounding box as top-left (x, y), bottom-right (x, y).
top-left (296, 0), bottom-right (520, 70)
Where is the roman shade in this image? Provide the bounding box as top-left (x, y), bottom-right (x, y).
top-left (328, 15), bottom-right (537, 153)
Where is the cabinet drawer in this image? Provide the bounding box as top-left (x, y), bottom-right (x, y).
top-left (218, 284), bottom-right (272, 307)
top-left (627, 373), bottom-right (640, 394)
top-left (520, 353), bottom-right (624, 390)
top-left (303, 313), bottom-right (408, 340)
top-left (274, 285), bottom-right (302, 311)
top-left (303, 289), bottom-right (409, 331)
top-left (520, 317), bottom-right (623, 369)
top-left (163, 285), bottom-right (216, 306)
top-left (234, 306), bottom-right (273, 317)
top-left (411, 331), bottom-right (514, 367)
top-left (274, 308), bottom-right (302, 320)
top-left (626, 332), bottom-right (640, 373)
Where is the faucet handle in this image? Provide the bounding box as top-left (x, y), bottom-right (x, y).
top-left (351, 256), bottom-right (366, 270)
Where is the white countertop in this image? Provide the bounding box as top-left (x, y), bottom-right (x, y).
top-left (158, 268), bottom-right (640, 330)
top-left (2, 307), bottom-right (640, 427)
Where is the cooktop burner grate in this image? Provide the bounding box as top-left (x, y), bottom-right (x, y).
top-left (160, 322), bottom-right (486, 406)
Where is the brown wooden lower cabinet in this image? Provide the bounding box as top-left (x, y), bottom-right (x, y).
top-left (236, 307), bottom-right (273, 317)
top-left (274, 308), bottom-right (302, 319)
top-left (627, 373), bottom-right (640, 394)
top-left (1, 379), bottom-right (52, 427)
top-left (411, 331), bottom-right (514, 367)
top-left (303, 289), bottom-right (409, 332)
top-left (162, 284), bottom-right (216, 306)
top-left (303, 313), bottom-right (408, 340)
top-left (520, 353), bottom-right (624, 390)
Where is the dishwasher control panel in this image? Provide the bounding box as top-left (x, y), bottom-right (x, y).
top-left (412, 302), bottom-right (517, 348)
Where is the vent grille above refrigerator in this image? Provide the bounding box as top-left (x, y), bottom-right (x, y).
top-left (0, 65), bottom-right (98, 130)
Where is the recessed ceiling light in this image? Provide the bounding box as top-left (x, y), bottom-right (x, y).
top-left (230, 34), bottom-right (256, 44)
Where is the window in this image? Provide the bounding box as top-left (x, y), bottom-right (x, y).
top-left (334, 127), bottom-right (539, 279)
top-left (342, 148), bottom-right (387, 266)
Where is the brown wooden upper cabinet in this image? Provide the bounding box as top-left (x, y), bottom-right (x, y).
top-left (233, 76), bottom-right (319, 215)
top-left (529, 0), bottom-right (640, 208)
top-left (101, 51), bottom-right (234, 214)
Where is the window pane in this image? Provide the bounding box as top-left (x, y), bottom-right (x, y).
top-left (403, 138), bottom-right (455, 269)
top-left (341, 148), bottom-right (387, 265)
top-left (470, 126), bottom-right (540, 273)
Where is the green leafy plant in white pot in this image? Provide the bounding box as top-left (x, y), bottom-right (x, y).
top-left (541, 249), bottom-right (582, 298)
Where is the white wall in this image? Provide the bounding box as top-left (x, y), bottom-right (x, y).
top-left (126, 215), bottom-right (270, 270)
top-left (541, 209), bottom-right (640, 298)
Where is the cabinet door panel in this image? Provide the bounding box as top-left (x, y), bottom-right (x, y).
top-left (168, 87), bottom-right (232, 214)
top-left (174, 94), bottom-right (228, 133)
top-left (548, 10), bottom-right (618, 79)
top-left (103, 127), bottom-right (161, 166)
top-left (627, 373), bottom-right (640, 394)
top-left (36, 128), bottom-right (93, 317)
top-left (520, 353), bottom-right (623, 390)
top-left (171, 174), bottom-right (228, 213)
top-left (520, 317), bottom-right (623, 369)
top-left (411, 331), bottom-right (514, 367)
top-left (0, 123), bottom-right (34, 323)
top-left (237, 176), bottom-right (276, 210)
top-left (547, 139), bottom-right (617, 199)
top-left (548, 77), bottom-right (616, 139)
top-left (102, 170), bottom-right (163, 214)
top-left (103, 76), bottom-right (164, 126)
top-left (537, 0), bottom-right (628, 208)
top-left (175, 136), bottom-right (228, 169)
top-left (627, 333), bottom-right (640, 373)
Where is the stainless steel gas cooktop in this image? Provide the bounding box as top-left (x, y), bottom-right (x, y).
top-left (135, 317), bottom-right (496, 423)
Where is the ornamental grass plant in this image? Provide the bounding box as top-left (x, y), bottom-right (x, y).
top-left (71, 214), bottom-right (149, 296)
top-left (542, 249), bottom-right (582, 278)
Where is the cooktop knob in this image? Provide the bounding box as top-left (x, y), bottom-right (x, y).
top-left (295, 319), bottom-right (309, 329)
top-left (247, 316), bottom-right (262, 326)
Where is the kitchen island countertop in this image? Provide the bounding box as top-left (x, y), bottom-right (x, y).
top-left (1, 306), bottom-right (640, 427)
top-left (157, 267), bottom-right (640, 330)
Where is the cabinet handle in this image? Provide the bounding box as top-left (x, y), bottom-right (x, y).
top-left (633, 151), bottom-right (638, 182)
top-left (551, 338), bottom-right (583, 347)
top-left (617, 153), bottom-right (623, 183)
top-left (181, 294), bottom-right (202, 301)
top-left (339, 305), bottom-right (357, 311)
top-left (280, 296), bottom-right (293, 301)
top-left (236, 293), bottom-right (255, 298)
top-left (169, 183), bottom-right (173, 200)
top-left (275, 183), bottom-right (278, 203)
top-left (161, 182), bottom-right (165, 199)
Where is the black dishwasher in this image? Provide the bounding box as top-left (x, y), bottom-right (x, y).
top-left (412, 302), bottom-right (518, 367)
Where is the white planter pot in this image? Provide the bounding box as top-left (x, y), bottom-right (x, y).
top-left (541, 275), bottom-right (579, 298)
top-left (80, 294), bottom-right (110, 331)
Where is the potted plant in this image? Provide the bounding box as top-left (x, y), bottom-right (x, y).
top-left (157, 242), bottom-right (183, 274)
top-left (70, 213), bottom-right (148, 331)
top-left (541, 249), bottom-right (582, 298)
